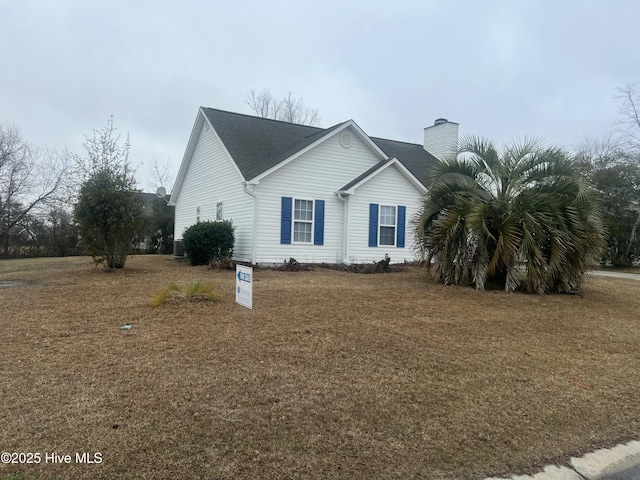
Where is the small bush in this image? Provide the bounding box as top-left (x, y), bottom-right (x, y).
top-left (348, 255), bottom-right (392, 274)
top-left (182, 220), bottom-right (234, 266)
top-left (209, 257), bottom-right (235, 270)
top-left (275, 257), bottom-right (311, 272)
top-left (282, 257), bottom-right (300, 271)
top-left (151, 281), bottom-right (221, 306)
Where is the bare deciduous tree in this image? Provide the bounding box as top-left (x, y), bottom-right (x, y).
top-left (577, 114), bottom-right (640, 266)
top-left (575, 133), bottom-right (628, 166)
top-left (613, 84), bottom-right (640, 261)
top-left (0, 123), bottom-right (70, 256)
top-left (146, 155), bottom-right (174, 193)
top-left (615, 83), bottom-right (640, 156)
top-left (245, 88), bottom-right (321, 126)
top-left (245, 88), bottom-right (281, 119)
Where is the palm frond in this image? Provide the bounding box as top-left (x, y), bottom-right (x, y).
top-left (414, 134), bottom-right (605, 294)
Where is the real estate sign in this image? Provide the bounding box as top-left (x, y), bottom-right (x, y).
top-left (235, 264), bottom-right (253, 309)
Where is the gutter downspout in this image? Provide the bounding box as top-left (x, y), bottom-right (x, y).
top-left (242, 182), bottom-right (258, 264)
top-left (336, 192), bottom-right (349, 264)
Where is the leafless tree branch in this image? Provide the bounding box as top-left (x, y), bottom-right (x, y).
top-left (0, 123), bottom-right (71, 256)
top-left (72, 115), bottom-right (133, 181)
top-left (614, 83), bottom-right (640, 156)
top-left (245, 88), bottom-right (321, 126)
top-left (146, 155), bottom-right (174, 193)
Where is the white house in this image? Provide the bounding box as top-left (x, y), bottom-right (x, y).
top-left (169, 108), bottom-right (458, 264)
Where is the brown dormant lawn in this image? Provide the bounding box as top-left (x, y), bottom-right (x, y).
top-left (1, 256), bottom-right (639, 480)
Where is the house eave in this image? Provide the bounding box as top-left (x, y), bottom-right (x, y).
top-left (169, 108), bottom-right (246, 205)
top-left (340, 158), bottom-right (427, 195)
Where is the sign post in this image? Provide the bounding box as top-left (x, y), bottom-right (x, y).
top-left (235, 264), bottom-right (253, 309)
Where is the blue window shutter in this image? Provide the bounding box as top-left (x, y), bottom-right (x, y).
top-left (281, 197), bottom-right (292, 244)
top-left (369, 203), bottom-right (378, 247)
top-left (397, 205), bottom-right (406, 248)
top-left (314, 200), bottom-right (325, 245)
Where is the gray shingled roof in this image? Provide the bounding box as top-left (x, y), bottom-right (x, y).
top-left (370, 137), bottom-right (438, 185)
top-left (201, 108), bottom-right (344, 180)
top-left (339, 160), bottom-right (393, 192)
top-left (201, 107), bottom-right (438, 185)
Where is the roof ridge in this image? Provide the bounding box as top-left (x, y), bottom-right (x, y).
top-left (303, 121), bottom-right (346, 139)
top-left (201, 106), bottom-right (324, 129)
top-left (371, 135), bottom-right (423, 148)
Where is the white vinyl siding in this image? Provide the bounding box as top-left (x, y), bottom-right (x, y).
top-left (347, 166), bottom-right (423, 263)
top-left (174, 118), bottom-right (425, 265)
top-left (173, 119), bottom-right (253, 261)
top-left (254, 127), bottom-right (381, 263)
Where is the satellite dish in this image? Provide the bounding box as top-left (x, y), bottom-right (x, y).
top-left (155, 186), bottom-right (167, 199)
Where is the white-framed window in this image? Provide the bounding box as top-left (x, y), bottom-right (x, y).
top-left (196, 206), bottom-right (201, 223)
top-left (293, 198), bottom-right (313, 243)
top-left (216, 202), bottom-right (223, 221)
top-left (379, 205), bottom-right (396, 246)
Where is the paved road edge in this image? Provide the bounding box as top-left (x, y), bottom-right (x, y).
top-left (484, 439), bottom-right (640, 480)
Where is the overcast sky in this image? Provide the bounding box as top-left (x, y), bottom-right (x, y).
top-left (2, 0), bottom-right (639, 191)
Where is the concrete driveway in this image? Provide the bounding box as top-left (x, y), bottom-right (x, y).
top-left (588, 270), bottom-right (640, 281)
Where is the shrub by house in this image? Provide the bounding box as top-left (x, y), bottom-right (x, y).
top-left (182, 220), bottom-right (234, 266)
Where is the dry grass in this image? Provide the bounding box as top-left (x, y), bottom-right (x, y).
top-left (1, 255), bottom-right (639, 480)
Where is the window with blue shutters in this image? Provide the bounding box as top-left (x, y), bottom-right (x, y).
top-left (281, 197), bottom-right (324, 245)
top-left (369, 203), bottom-right (406, 248)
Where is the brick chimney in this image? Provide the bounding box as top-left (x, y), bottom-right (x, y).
top-left (424, 118), bottom-right (459, 160)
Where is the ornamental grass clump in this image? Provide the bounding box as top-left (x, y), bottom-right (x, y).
top-left (151, 281), bottom-right (221, 306)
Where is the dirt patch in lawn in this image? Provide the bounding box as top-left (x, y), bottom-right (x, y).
top-left (1, 255), bottom-right (639, 480)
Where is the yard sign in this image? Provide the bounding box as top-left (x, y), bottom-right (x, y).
top-left (235, 264), bottom-right (253, 309)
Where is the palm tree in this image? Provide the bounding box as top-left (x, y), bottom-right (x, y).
top-left (415, 136), bottom-right (604, 294)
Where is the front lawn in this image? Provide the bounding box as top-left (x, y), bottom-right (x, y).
top-left (1, 256), bottom-right (639, 479)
